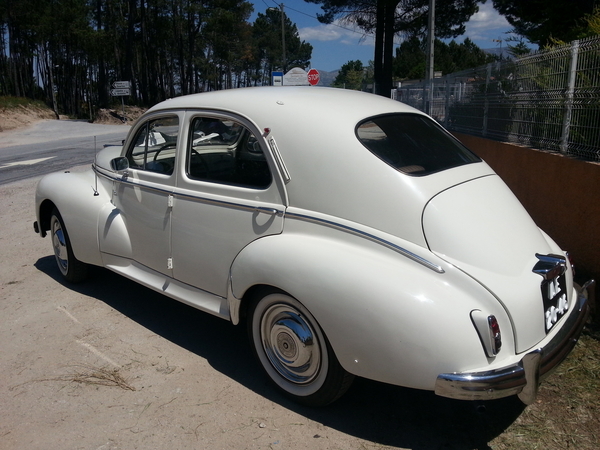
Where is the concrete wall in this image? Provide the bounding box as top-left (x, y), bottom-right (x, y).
top-left (453, 133), bottom-right (599, 317)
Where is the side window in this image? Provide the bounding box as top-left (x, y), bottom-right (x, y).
top-left (127, 116), bottom-right (179, 175)
top-left (356, 114), bottom-right (480, 176)
top-left (187, 117), bottom-right (271, 189)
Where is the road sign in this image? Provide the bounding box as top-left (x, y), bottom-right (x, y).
top-left (111, 88), bottom-right (130, 96)
top-left (307, 68), bottom-right (320, 86)
top-left (272, 71), bottom-right (283, 86)
top-left (112, 81), bottom-right (131, 89)
top-left (283, 67), bottom-right (309, 86)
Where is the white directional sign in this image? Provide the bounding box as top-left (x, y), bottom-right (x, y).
top-left (112, 81), bottom-right (131, 89)
top-left (111, 88), bottom-right (130, 96)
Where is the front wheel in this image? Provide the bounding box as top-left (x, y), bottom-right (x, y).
top-left (248, 289), bottom-right (354, 406)
top-left (50, 208), bottom-right (89, 283)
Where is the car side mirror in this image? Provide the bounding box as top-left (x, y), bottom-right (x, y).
top-left (110, 156), bottom-right (129, 173)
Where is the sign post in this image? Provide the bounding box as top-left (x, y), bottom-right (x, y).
top-left (110, 81), bottom-right (131, 117)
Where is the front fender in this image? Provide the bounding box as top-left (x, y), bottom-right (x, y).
top-left (36, 169), bottom-right (111, 266)
top-left (230, 229), bottom-right (515, 392)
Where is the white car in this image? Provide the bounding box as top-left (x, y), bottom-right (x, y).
top-left (34, 87), bottom-right (593, 406)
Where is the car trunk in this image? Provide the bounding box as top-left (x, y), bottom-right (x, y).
top-left (422, 174), bottom-right (561, 353)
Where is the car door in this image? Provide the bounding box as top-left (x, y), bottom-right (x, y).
top-left (109, 113), bottom-right (181, 276)
top-left (170, 112), bottom-right (286, 297)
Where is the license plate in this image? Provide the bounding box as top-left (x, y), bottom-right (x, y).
top-left (541, 273), bottom-right (568, 332)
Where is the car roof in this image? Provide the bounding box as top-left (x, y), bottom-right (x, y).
top-left (147, 86), bottom-right (424, 126)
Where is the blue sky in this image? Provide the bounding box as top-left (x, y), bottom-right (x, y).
top-left (250, 1), bottom-right (520, 72)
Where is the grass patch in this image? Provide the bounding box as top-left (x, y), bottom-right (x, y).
top-left (38, 364), bottom-right (136, 391)
top-left (0, 96), bottom-right (48, 110)
top-left (491, 331), bottom-right (600, 449)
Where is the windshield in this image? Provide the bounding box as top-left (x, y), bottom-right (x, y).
top-left (356, 114), bottom-right (480, 176)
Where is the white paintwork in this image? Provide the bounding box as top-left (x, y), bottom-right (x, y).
top-left (34, 86), bottom-right (581, 396)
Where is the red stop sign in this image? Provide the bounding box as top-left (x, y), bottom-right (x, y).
top-left (307, 68), bottom-right (320, 86)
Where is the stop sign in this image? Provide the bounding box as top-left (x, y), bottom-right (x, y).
top-left (307, 68), bottom-right (320, 86)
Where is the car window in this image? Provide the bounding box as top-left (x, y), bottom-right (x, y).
top-left (356, 114), bottom-right (480, 176)
top-left (127, 116), bottom-right (179, 175)
top-left (187, 117), bottom-right (272, 189)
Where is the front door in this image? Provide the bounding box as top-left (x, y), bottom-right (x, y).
top-left (109, 114), bottom-right (180, 276)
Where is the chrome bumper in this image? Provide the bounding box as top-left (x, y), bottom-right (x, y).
top-left (435, 280), bottom-right (594, 405)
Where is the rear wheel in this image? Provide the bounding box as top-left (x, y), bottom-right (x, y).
top-left (50, 208), bottom-right (89, 283)
top-left (248, 289), bottom-right (354, 406)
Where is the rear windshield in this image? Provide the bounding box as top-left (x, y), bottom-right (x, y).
top-left (356, 114), bottom-right (480, 176)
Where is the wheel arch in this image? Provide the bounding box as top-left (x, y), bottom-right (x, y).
top-left (37, 198), bottom-right (57, 238)
top-left (35, 170), bottom-right (111, 267)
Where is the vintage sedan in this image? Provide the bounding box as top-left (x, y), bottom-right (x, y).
top-left (34, 86), bottom-right (593, 406)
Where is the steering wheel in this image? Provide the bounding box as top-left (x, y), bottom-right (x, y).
top-left (190, 148), bottom-right (211, 178)
top-left (153, 143), bottom-right (176, 162)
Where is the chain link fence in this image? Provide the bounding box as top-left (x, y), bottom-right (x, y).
top-left (396, 36), bottom-right (600, 162)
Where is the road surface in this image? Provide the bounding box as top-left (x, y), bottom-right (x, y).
top-left (0, 120), bottom-right (129, 185)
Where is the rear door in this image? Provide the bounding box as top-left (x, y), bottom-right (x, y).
top-left (171, 112), bottom-right (286, 297)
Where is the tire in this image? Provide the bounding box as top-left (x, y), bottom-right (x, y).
top-left (50, 208), bottom-right (89, 283)
top-left (248, 289), bottom-right (354, 406)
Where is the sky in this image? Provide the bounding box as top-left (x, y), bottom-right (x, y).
top-left (250, 0), bottom-right (521, 73)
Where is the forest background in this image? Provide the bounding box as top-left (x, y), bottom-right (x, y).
top-left (2, 0), bottom-right (598, 120)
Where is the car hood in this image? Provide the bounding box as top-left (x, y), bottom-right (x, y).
top-left (422, 174), bottom-right (558, 353)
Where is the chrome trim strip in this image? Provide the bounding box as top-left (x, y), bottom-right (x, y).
top-left (94, 165), bottom-right (284, 215)
top-left (286, 212), bottom-right (445, 274)
top-left (268, 137), bottom-right (290, 183)
top-left (94, 165), bottom-right (173, 196)
top-left (174, 190), bottom-right (283, 215)
top-left (95, 165), bottom-right (441, 272)
top-left (434, 282), bottom-right (591, 404)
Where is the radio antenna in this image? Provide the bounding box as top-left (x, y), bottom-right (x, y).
top-left (92, 136), bottom-right (99, 196)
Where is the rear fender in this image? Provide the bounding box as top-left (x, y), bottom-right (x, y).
top-left (230, 230), bottom-right (514, 391)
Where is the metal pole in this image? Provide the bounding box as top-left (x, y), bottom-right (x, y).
top-left (425, 0), bottom-right (435, 115)
top-left (560, 40), bottom-right (579, 154)
top-left (281, 3), bottom-right (286, 73)
top-left (483, 63), bottom-right (492, 137)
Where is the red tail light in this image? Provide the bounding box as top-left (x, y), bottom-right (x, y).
top-left (488, 315), bottom-right (502, 355)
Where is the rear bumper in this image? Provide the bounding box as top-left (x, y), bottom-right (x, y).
top-left (435, 280), bottom-right (594, 404)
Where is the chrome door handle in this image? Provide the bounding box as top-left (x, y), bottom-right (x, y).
top-left (255, 207), bottom-right (279, 215)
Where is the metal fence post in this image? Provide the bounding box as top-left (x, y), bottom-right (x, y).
top-left (483, 63), bottom-right (492, 137)
top-left (444, 76), bottom-right (451, 128)
top-left (560, 40), bottom-right (579, 154)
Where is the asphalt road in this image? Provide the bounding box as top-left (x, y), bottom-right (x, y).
top-left (0, 120), bottom-right (129, 185)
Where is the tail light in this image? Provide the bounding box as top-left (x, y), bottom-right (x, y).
top-left (488, 315), bottom-right (502, 355)
top-left (471, 310), bottom-right (502, 358)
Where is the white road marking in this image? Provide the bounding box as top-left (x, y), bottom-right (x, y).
top-left (56, 305), bottom-right (81, 324)
top-left (0, 156), bottom-right (55, 168)
top-left (76, 340), bottom-right (120, 368)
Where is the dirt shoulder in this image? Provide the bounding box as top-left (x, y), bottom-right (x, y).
top-left (0, 103), bottom-right (57, 132)
top-left (0, 101), bottom-right (145, 133)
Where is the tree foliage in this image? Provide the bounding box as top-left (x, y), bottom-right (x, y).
top-left (394, 36), bottom-right (495, 79)
top-left (332, 60), bottom-right (366, 89)
top-left (492, 0), bottom-right (597, 46)
top-left (252, 8), bottom-right (313, 85)
top-left (305, 0), bottom-right (482, 96)
top-left (0, 0), bottom-right (312, 117)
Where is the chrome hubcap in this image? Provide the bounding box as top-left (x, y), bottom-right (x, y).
top-left (51, 216), bottom-right (68, 274)
top-left (260, 304), bottom-right (321, 384)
